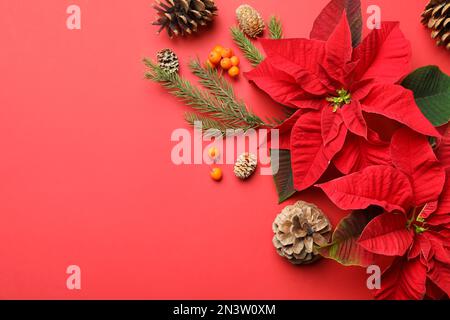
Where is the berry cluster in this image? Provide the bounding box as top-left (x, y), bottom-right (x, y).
top-left (207, 45), bottom-right (240, 78)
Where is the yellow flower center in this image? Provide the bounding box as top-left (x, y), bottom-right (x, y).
top-left (326, 89), bottom-right (352, 112)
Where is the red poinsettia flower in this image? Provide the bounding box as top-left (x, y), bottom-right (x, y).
top-left (246, 14), bottom-right (439, 191)
top-left (318, 128), bottom-right (450, 300)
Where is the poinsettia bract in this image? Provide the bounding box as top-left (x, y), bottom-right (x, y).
top-left (317, 128), bottom-right (450, 300)
top-left (246, 15), bottom-right (439, 191)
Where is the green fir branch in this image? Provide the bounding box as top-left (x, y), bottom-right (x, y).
top-left (230, 26), bottom-right (264, 67)
top-left (144, 58), bottom-right (226, 119)
top-left (268, 16), bottom-right (283, 39)
top-left (189, 59), bottom-right (266, 127)
top-left (184, 112), bottom-right (228, 137)
top-left (144, 58), bottom-right (269, 135)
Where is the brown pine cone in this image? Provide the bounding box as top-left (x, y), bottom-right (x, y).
top-left (152, 0), bottom-right (218, 38)
top-left (422, 0), bottom-right (450, 50)
top-left (272, 201), bottom-right (332, 265)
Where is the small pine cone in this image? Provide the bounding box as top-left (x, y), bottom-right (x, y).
top-left (152, 0), bottom-right (218, 38)
top-left (272, 201), bottom-right (332, 265)
top-left (236, 4), bottom-right (265, 38)
top-left (421, 0), bottom-right (450, 50)
top-left (234, 153), bottom-right (257, 179)
top-left (157, 49), bottom-right (179, 74)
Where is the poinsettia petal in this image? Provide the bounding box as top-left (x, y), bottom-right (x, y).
top-left (290, 99), bottom-right (324, 110)
top-left (408, 234), bottom-right (431, 260)
top-left (352, 22), bottom-right (411, 85)
top-left (321, 106), bottom-right (343, 145)
top-left (426, 236), bottom-right (450, 264)
top-left (260, 38), bottom-right (336, 92)
top-left (436, 126), bottom-right (450, 169)
top-left (420, 201), bottom-right (439, 219)
top-left (436, 171), bottom-right (450, 215)
top-left (274, 109), bottom-right (303, 150)
top-left (291, 110), bottom-right (347, 191)
top-left (427, 259), bottom-right (450, 296)
top-left (374, 257), bottom-right (426, 300)
top-left (310, 0), bottom-right (361, 44)
top-left (426, 214), bottom-right (450, 227)
top-left (245, 60), bottom-right (309, 108)
top-left (317, 165), bottom-right (413, 213)
top-left (261, 38), bottom-right (326, 76)
top-left (334, 129), bottom-right (391, 174)
top-left (426, 230), bottom-right (450, 249)
top-left (340, 100), bottom-right (367, 138)
top-left (358, 211), bottom-right (413, 256)
top-left (391, 128), bottom-right (446, 206)
top-left (362, 84), bottom-right (440, 138)
top-left (426, 279), bottom-right (447, 300)
top-left (264, 54), bottom-right (331, 96)
top-left (420, 238), bottom-right (433, 262)
top-left (351, 78), bottom-right (376, 101)
top-left (323, 14), bottom-right (353, 85)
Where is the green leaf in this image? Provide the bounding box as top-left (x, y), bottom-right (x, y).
top-left (271, 149), bottom-right (297, 203)
top-left (319, 209), bottom-right (380, 267)
top-left (401, 65), bottom-right (450, 126)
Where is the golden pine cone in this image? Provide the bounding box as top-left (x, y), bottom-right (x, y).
top-left (152, 0), bottom-right (218, 37)
top-left (236, 4), bottom-right (265, 38)
top-left (421, 0), bottom-right (450, 50)
top-left (234, 153), bottom-right (257, 179)
top-left (272, 201), bottom-right (332, 265)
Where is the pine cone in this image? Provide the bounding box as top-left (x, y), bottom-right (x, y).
top-left (236, 5), bottom-right (265, 38)
top-left (422, 0), bottom-right (450, 50)
top-left (234, 153), bottom-right (257, 179)
top-left (272, 201), bottom-right (332, 265)
top-left (157, 49), bottom-right (179, 74)
top-left (152, 0), bottom-right (218, 38)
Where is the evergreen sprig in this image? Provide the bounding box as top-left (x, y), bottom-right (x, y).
top-left (189, 59), bottom-right (265, 127)
top-left (184, 112), bottom-right (228, 137)
top-left (230, 27), bottom-right (264, 67)
top-left (144, 58), bottom-right (270, 135)
top-left (269, 16), bottom-right (283, 39)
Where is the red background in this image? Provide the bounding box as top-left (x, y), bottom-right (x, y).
top-left (0, 0), bottom-right (449, 299)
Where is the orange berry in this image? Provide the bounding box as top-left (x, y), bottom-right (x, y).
top-left (205, 59), bottom-right (216, 69)
top-left (213, 45), bottom-right (224, 53)
top-left (220, 47), bottom-right (233, 58)
top-left (208, 51), bottom-right (222, 64)
top-left (230, 56), bottom-right (240, 66)
top-left (208, 147), bottom-right (220, 160)
top-left (228, 66), bottom-right (240, 78)
top-left (220, 57), bottom-right (232, 70)
top-left (210, 167), bottom-right (223, 181)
